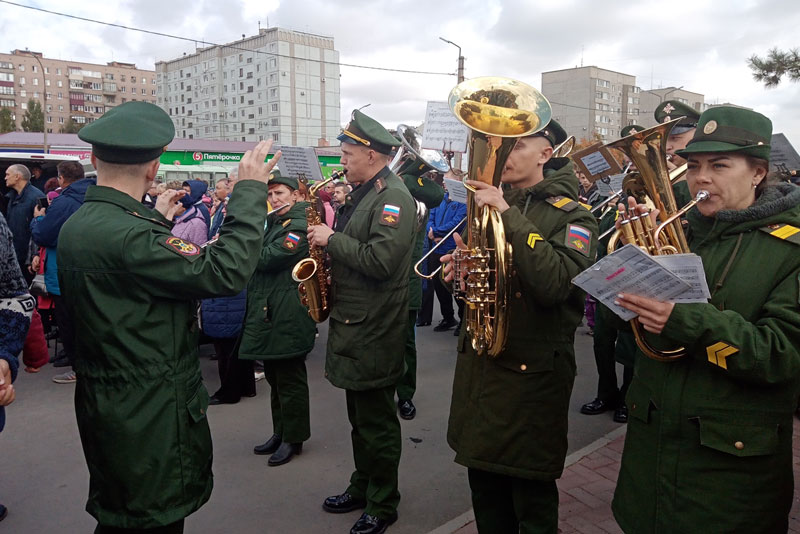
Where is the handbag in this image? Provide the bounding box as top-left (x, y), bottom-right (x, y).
top-left (28, 273), bottom-right (49, 298)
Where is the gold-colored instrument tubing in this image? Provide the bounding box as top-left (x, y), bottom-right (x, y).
top-left (291, 169), bottom-right (346, 323)
top-left (602, 118), bottom-right (707, 362)
top-left (446, 76), bottom-right (553, 357)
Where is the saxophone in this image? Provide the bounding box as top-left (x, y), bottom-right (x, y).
top-left (291, 169), bottom-right (346, 322)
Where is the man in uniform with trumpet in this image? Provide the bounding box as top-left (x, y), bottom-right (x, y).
top-left (445, 118), bottom-right (598, 533)
top-left (308, 109), bottom-right (416, 534)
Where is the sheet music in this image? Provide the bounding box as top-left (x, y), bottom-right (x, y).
top-left (571, 244), bottom-right (696, 321)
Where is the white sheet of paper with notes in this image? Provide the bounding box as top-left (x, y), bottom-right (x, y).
top-left (571, 244), bottom-right (710, 320)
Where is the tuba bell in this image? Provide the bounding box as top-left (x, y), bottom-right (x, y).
top-left (448, 76), bottom-right (552, 357)
top-left (603, 119), bottom-right (708, 361)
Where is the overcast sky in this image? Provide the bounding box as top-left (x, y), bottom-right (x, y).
top-left (0, 0), bottom-right (798, 146)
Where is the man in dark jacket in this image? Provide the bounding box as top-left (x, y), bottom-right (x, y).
top-left (31, 160), bottom-right (94, 384)
top-left (57, 102), bottom-right (280, 533)
top-left (418, 185), bottom-right (466, 330)
top-left (445, 120), bottom-right (598, 533)
top-left (4, 164), bottom-right (44, 282)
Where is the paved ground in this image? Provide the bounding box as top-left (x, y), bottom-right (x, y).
top-left (1, 307), bottom-right (621, 533)
top-left (449, 411), bottom-right (800, 534)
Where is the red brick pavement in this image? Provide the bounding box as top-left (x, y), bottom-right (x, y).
top-left (450, 419), bottom-right (800, 534)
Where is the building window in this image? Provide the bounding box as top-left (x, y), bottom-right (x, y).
top-left (18, 65), bottom-right (24, 71)
top-left (19, 77), bottom-right (25, 85)
top-left (271, 103), bottom-right (278, 112)
top-left (272, 133), bottom-right (279, 141)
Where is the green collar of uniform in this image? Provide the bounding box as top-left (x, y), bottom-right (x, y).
top-left (84, 185), bottom-right (171, 226)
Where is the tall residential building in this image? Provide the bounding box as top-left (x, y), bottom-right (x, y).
top-left (0, 49), bottom-right (156, 133)
top-left (542, 66), bottom-right (710, 142)
top-left (156, 27), bottom-right (341, 147)
top-left (542, 66), bottom-right (641, 142)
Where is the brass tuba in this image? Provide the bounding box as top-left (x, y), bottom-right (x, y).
top-left (603, 119), bottom-right (708, 361)
top-left (448, 77), bottom-right (552, 357)
top-left (292, 169), bottom-right (346, 322)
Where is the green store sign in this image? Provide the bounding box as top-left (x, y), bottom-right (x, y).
top-left (161, 151), bottom-right (342, 178)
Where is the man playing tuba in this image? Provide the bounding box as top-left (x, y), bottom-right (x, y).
top-left (444, 119), bottom-right (598, 533)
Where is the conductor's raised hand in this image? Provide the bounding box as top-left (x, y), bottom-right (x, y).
top-left (154, 189), bottom-right (186, 220)
top-left (238, 139), bottom-right (282, 184)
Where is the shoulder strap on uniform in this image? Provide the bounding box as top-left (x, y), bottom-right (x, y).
top-left (374, 176), bottom-right (387, 194)
top-left (125, 209), bottom-right (171, 229)
top-left (545, 196), bottom-right (579, 212)
top-left (759, 223), bottom-right (800, 245)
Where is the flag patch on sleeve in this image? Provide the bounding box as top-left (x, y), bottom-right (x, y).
top-left (565, 224), bottom-right (592, 256)
top-left (283, 232), bottom-right (301, 250)
top-left (380, 204), bottom-right (401, 227)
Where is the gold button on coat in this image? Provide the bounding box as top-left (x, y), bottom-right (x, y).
top-left (520, 364), bottom-right (527, 371)
top-left (734, 441), bottom-right (744, 450)
top-left (515, 291), bottom-right (522, 298)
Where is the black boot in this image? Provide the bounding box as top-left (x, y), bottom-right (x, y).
top-left (253, 434), bottom-right (282, 455)
top-left (268, 442), bottom-right (302, 466)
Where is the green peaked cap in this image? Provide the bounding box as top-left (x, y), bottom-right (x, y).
top-left (620, 124), bottom-right (645, 138)
top-left (654, 99), bottom-right (700, 135)
top-left (268, 169), bottom-right (299, 191)
top-left (531, 118), bottom-right (567, 148)
top-left (338, 109), bottom-right (401, 155)
top-left (78, 102), bottom-right (175, 164)
top-left (676, 106), bottom-right (772, 161)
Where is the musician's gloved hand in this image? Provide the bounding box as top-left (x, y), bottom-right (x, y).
top-left (466, 180), bottom-right (510, 213)
top-left (308, 224), bottom-right (334, 247)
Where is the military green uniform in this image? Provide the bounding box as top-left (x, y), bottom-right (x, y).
top-left (57, 102), bottom-right (270, 531)
top-left (239, 201), bottom-right (316, 444)
top-left (613, 106), bottom-right (800, 533)
top-left (325, 165), bottom-right (415, 518)
top-left (448, 157), bottom-right (598, 532)
top-left (396, 172), bottom-right (444, 404)
top-left (59, 181), bottom-right (268, 528)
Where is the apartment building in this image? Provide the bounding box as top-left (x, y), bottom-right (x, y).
top-left (0, 49), bottom-right (155, 132)
top-left (156, 27), bottom-right (341, 147)
top-left (541, 66), bottom-right (713, 142)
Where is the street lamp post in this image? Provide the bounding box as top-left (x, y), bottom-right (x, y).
top-left (26, 49), bottom-right (48, 154)
top-left (439, 37), bottom-right (464, 169)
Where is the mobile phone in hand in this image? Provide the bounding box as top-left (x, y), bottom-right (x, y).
top-left (36, 197), bottom-right (49, 210)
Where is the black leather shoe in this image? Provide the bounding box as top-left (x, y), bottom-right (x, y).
top-left (254, 434), bottom-right (282, 455)
top-left (322, 492), bottom-right (367, 514)
top-left (613, 404), bottom-right (629, 424)
top-left (580, 398), bottom-right (616, 415)
top-left (398, 399), bottom-right (416, 420)
top-left (415, 320), bottom-right (431, 327)
top-left (268, 442), bottom-right (302, 466)
top-left (208, 395), bottom-right (239, 405)
top-left (350, 512), bottom-right (398, 534)
top-left (433, 318), bottom-right (458, 332)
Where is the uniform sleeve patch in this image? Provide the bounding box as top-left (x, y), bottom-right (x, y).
top-left (565, 224), bottom-right (592, 256)
top-left (706, 341), bottom-right (738, 370)
top-left (526, 233), bottom-right (543, 250)
top-left (380, 204), bottom-right (401, 227)
top-left (283, 232), bottom-right (302, 250)
top-left (162, 236), bottom-right (201, 257)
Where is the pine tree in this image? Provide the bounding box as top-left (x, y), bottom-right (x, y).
top-left (748, 48), bottom-right (800, 88)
